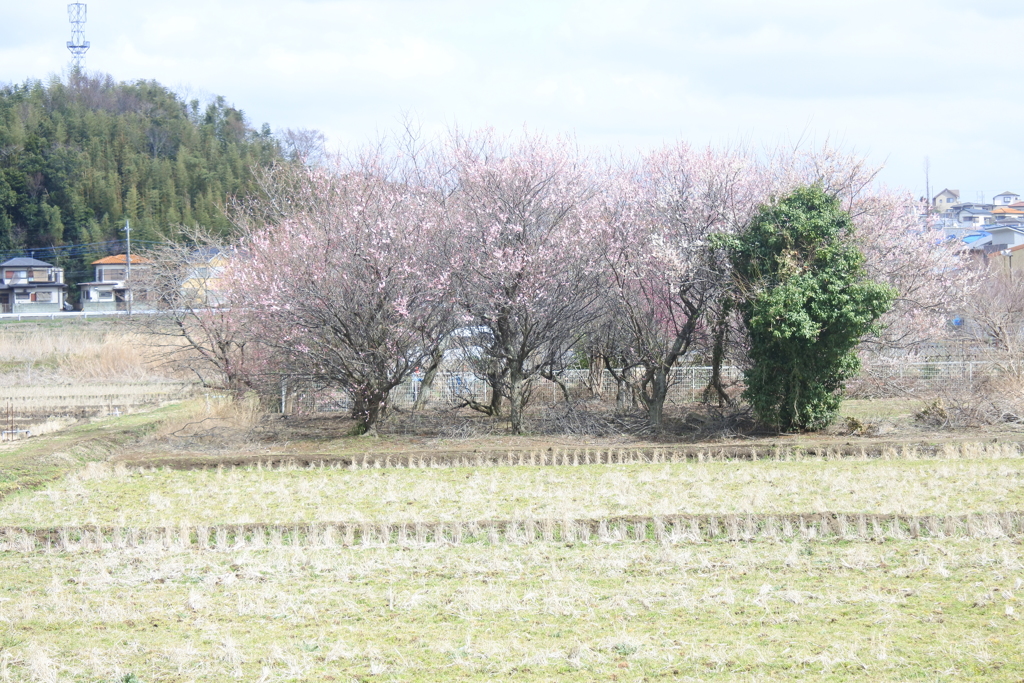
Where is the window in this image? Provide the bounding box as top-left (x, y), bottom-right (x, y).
top-left (99, 291), bottom-right (113, 300)
top-left (35, 292), bottom-right (52, 303)
top-left (14, 292), bottom-right (29, 301)
top-left (102, 268), bottom-right (126, 282)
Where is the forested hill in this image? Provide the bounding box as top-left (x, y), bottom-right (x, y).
top-left (0, 71), bottom-right (283, 255)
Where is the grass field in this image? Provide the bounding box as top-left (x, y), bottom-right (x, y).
top-left (2, 453), bottom-right (1023, 527)
top-left (1, 402), bottom-right (1023, 681)
top-left (0, 539), bottom-right (1021, 681)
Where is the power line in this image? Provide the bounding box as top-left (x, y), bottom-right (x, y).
top-left (0, 239), bottom-right (163, 262)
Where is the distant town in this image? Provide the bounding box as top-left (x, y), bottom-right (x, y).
top-left (928, 189), bottom-right (1024, 260)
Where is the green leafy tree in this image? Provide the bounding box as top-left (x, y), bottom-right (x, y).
top-left (0, 71), bottom-right (284, 293)
top-left (725, 185), bottom-right (895, 431)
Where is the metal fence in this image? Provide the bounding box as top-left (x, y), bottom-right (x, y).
top-left (283, 359), bottom-right (1018, 414)
top-left (286, 365), bottom-right (748, 414)
top-left (846, 360), bottom-right (1011, 398)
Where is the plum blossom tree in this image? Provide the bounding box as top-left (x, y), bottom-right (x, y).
top-left (230, 155), bottom-right (452, 434)
top-left (595, 142), bottom-right (968, 430)
top-left (596, 144), bottom-right (765, 428)
top-left (441, 130), bottom-right (603, 434)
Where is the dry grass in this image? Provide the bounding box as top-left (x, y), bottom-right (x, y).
top-left (0, 540), bottom-right (1020, 680)
top-left (145, 393), bottom-right (264, 447)
top-left (0, 319), bottom-right (178, 384)
top-left (0, 406), bottom-right (1022, 680)
top-left (2, 442), bottom-right (1022, 527)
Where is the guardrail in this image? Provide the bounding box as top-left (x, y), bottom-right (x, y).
top-left (0, 310), bottom-right (130, 321)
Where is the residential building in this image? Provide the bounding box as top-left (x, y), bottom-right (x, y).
top-left (79, 254), bottom-right (152, 311)
top-left (986, 224), bottom-right (1024, 248)
top-left (0, 258), bottom-right (68, 314)
top-left (994, 191), bottom-right (1020, 206)
top-left (991, 206), bottom-right (1024, 223)
top-left (993, 242), bottom-right (1024, 277)
top-left (182, 247), bottom-right (231, 307)
top-left (932, 188), bottom-right (960, 211)
top-left (952, 205), bottom-right (995, 228)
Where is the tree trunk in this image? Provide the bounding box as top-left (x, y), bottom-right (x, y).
top-left (703, 300), bottom-right (732, 407)
top-left (509, 370), bottom-right (526, 434)
top-left (642, 367), bottom-right (669, 431)
top-left (413, 347), bottom-right (444, 411)
top-left (588, 355), bottom-right (605, 397)
top-left (615, 379), bottom-right (629, 413)
top-left (351, 388), bottom-right (387, 435)
top-left (362, 396), bottom-right (385, 435)
top-left (488, 374), bottom-right (504, 417)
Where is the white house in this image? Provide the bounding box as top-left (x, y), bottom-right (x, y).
top-left (994, 191), bottom-right (1020, 206)
top-left (953, 205), bottom-right (994, 227)
top-left (0, 258), bottom-right (68, 314)
top-left (79, 254), bottom-right (152, 312)
top-left (986, 224), bottom-right (1024, 247)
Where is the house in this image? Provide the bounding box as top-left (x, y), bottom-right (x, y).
top-left (994, 191), bottom-right (1020, 206)
top-left (986, 224), bottom-right (1024, 248)
top-left (932, 188), bottom-right (960, 211)
top-left (952, 205), bottom-right (994, 228)
top-left (79, 254), bottom-right (152, 311)
top-left (993, 242), bottom-right (1024, 277)
top-left (0, 258), bottom-right (68, 314)
top-left (991, 206), bottom-right (1024, 223)
top-left (182, 247), bottom-right (231, 307)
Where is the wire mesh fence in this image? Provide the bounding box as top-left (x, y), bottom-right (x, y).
top-left (279, 359), bottom-right (1019, 415)
top-left (285, 366), bottom-right (737, 414)
top-left (846, 360), bottom-right (1011, 398)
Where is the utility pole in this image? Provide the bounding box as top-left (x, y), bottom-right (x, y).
top-left (923, 156), bottom-right (931, 214)
top-left (123, 219), bottom-right (132, 315)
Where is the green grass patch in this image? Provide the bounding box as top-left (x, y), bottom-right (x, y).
top-left (0, 402), bottom-right (186, 501)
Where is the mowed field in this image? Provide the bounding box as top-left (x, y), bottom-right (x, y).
top-left (1, 425), bottom-right (1023, 681)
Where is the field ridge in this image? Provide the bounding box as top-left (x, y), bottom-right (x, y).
top-left (4, 510), bottom-right (1023, 553)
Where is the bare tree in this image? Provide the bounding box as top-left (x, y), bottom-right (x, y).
top-left (131, 229), bottom-right (256, 392)
top-left (280, 127), bottom-right (327, 166)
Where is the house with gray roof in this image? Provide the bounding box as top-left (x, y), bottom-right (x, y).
top-left (0, 258), bottom-right (68, 314)
top-left (985, 224), bottom-right (1024, 248)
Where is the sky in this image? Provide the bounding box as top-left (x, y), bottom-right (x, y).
top-left (1, 0), bottom-right (1021, 200)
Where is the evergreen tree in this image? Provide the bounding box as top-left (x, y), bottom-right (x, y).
top-left (725, 185), bottom-right (896, 431)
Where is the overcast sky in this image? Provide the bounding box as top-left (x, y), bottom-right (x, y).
top-left (1, 0), bottom-right (1021, 200)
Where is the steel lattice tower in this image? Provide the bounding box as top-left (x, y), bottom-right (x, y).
top-left (67, 3), bottom-right (90, 70)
